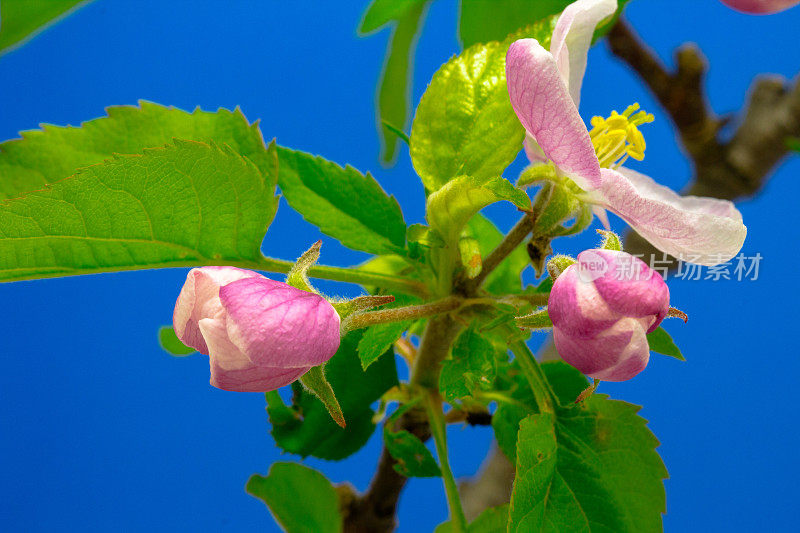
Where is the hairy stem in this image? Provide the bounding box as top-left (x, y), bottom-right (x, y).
top-left (252, 256), bottom-right (429, 297)
top-left (344, 297), bottom-right (462, 331)
top-left (424, 390), bottom-right (468, 532)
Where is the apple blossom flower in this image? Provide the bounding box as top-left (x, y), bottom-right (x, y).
top-left (548, 249), bottom-right (669, 381)
top-left (720, 0), bottom-right (800, 14)
top-left (506, 0), bottom-right (747, 265)
top-left (173, 266), bottom-right (341, 392)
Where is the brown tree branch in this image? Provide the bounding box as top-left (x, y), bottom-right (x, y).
top-left (607, 18), bottom-right (800, 259)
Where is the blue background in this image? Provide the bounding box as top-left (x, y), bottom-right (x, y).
top-left (1, 0), bottom-right (798, 531)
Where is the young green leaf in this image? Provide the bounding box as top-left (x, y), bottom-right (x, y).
top-left (427, 176), bottom-right (530, 246)
top-left (384, 427), bottom-right (441, 477)
top-left (0, 140), bottom-right (278, 283)
top-left (439, 327), bottom-right (497, 403)
top-left (647, 326), bottom-right (685, 361)
top-left (266, 330), bottom-right (398, 460)
top-left (0, 102), bottom-right (273, 200)
top-left (158, 326), bottom-right (195, 356)
top-left (373, 2), bottom-right (428, 164)
top-left (0, 0), bottom-right (91, 56)
top-left (508, 363), bottom-right (668, 532)
top-left (358, 0), bottom-right (426, 34)
top-left (246, 462), bottom-right (342, 533)
top-left (357, 320), bottom-right (412, 370)
top-left (275, 146), bottom-right (407, 256)
top-left (409, 38), bottom-right (525, 191)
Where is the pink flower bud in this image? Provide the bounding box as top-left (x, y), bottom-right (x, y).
top-left (548, 250), bottom-right (669, 381)
top-left (720, 0), bottom-right (800, 13)
top-left (173, 266), bottom-right (341, 392)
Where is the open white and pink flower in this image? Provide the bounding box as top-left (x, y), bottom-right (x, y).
top-left (506, 0), bottom-right (747, 265)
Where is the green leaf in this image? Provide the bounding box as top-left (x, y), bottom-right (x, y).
top-left (492, 369), bottom-right (536, 463)
top-left (409, 38), bottom-right (526, 191)
top-left (0, 0), bottom-right (91, 56)
top-left (467, 214), bottom-right (530, 295)
top-left (647, 326), bottom-right (685, 361)
top-left (0, 140), bottom-right (277, 283)
top-left (246, 462), bottom-right (342, 533)
top-left (266, 330), bottom-right (398, 460)
top-left (439, 327), bottom-right (497, 403)
top-left (458, 0), bottom-right (630, 48)
top-left (158, 326), bottom-right (195, 356)
top-left (357, 320), bottom-right (412, 370)
top-left (383, 427), bottom-right (441, 477)
top-left (0, 102), bottom-right (273, 200)
top-left (508, 364), bottom-right (667, 532)
top-left (435, 504), bottom-right (509, 532)
top-left (373, 2), bottom-right (427, 164)
top-left (427, 176), bottom-right (530, 245)
top-left (275, 146), bottom-right (407, 256)
top-left (358, 0), bottom-right (426, 34)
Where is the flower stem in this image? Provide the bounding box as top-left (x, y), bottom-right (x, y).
top-left (248, 256), bottom-right (429, 297)
top-left (343, 296), bottom-right (463, 331)
top-left (424, 390), bottom-right (468, 533)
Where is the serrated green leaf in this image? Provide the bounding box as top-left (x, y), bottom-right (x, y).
top-left (375, 2), bottom-right (427, 164)
top-left (458, 0), bottom-right (631, 48)
top-left (0, 0), bottom-right (91, 56)
top-left (275, 146), bottom-right (407, 256)
top-left (0, 140), bottom-right (277, 283)
top-left (467, 214), bottom-right (530, 295)
top-left (158, 326), bottom-right (195, 356)
top-left (357, 320), bottom-right (412, 370)
top-left (435, 504), bottom-right (509, 532)
top-left (440, 327), bottom-right (497, 403)
top-left (508, 363), bottom-right (667, 532)
top-left (427, 176), bottom-right (530, 246)
top-left (647, 326), bottom-right (685, 361)
top-left (246, 462), bottom-right (342, 533)
top-left (384, 427), bottom-right (441, 477)
top-left (266, 330), bottom-right (398, 460)
top-left (409, 38), bottom-right (526, 191)
top-left (0, 102), bottom-right (273, 200)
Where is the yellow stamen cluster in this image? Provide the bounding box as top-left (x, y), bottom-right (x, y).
top-left (589, 103), bottom-right (654, 168)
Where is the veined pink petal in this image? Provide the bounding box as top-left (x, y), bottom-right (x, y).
top-left (720, 0), bottom-right (800, 13)
top-left (597, 167), bottom-right (747, 265)
top-left (550, 0), bottom-right (617, 106)
top-left (547, 264), bottom-right (620, 339)
top-left (523, 134), bottom-right (547, 163)
top-left (506, 39), bottom-right (602, 190)
top-left (199, 317), bottom-right (309, 392)
top-left (584, 249), bottom-right (670, 332)
top-left (219, 277), bottom-right (341, 368)
top-left (554, 317), bottom-right (651, 382)
top-left (173, 266), bottom-right (263, 354)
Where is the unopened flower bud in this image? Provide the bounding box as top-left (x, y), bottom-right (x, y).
top-left (720, 0), bottom-right (799, 14)
top-left (173, 266), bottom-right (341, 392)
top-left (548, 250), bottom-right (669, 381)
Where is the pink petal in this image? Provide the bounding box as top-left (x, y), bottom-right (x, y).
top-left (173, 266), bottom-right (264, 354)
top-left (597, 167), bottom-right (747, 265)
top-left (506, 39), bottom-right (602, 191)
top-left (583, 249), bottom-right (670, 332)
top-left (199, 317), bottom-right (308, 392)
top-left (720, 0), bottom-right (800, 13)
top-left (554, 317), bottom-right (651, 382)
top-left (550, 0), bottom-right (617, 106)
top-left (219, 278), bottom-right (341, 368)
top-left (547, 263), bottom-right (620, 339)
top-left (523, 134), bottom-right (547, 163)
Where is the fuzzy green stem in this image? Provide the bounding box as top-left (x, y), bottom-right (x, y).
top-left (344, 297), bottom-right (462, 331)
top-left (250, 256), bottom-right (428, 297)
top-left (411, 315), bottom-right (465, 389)
top-left (424, 390), bottom-right (468, 532)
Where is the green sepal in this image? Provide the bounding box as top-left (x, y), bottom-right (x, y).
top-left (515, 308), bottom-right (553, 330)
top-left (300, 365), bottom-right (346, 428)
top-left (647, 326), bottom-right (685, 361)
top-left (598, 229), bottom-right (623, 251)
top-left (286, 240), bottom-right (321, 293)
top-left (546, 254), bottom-right (576, 280)
top-left (157, 326), bottom-right (195, 356)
